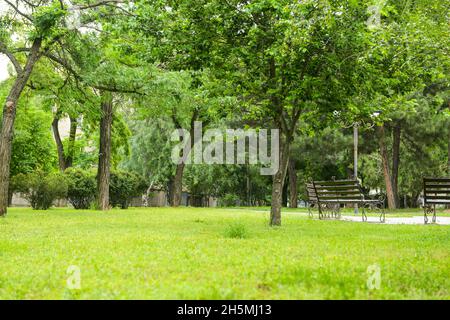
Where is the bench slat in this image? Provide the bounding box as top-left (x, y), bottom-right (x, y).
top-left (425, 196), bottom-right (450, 200)
top-left (424, 184), bottom-right (450, 189)
top-left (424, 178), bottom-right (450, 183)
top-left (316, 190), bottom-right (361, 195)
top-left (317, 199), bottom-right (370, 203)
top-left (319, 196), bottom-right (363, 200)
top-left (424, 189), bottom-right (450, 194)
top-left (315, 186), bottom-right (360, 191)
top-left (426, 200), bottom-right (450, 204)
top-left (314, 180), bottom-right (358, 186)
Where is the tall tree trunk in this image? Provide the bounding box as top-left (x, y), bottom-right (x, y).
top-left (267, 56), bottom-right (301, 224)
top-left (448, 129), bottom-right (450, 176)
top-left (288, 158), bottom-right (298, 208)
top-left (8, 189), bottom-right (13, 206)
top-left (447, 102), bottom-right (450, 210)
top-left (246, 171), bottom-right (251, 206)
top-left (52, 114), bottom-right (66, 171)
top-left (170, 110), bottom-right (198, 207)
top-left (270, 136), bottom-right (290, 226)
top-left (0, 38), bottom-right (42, 216)
top-left (52, 115), bottom-right (77, 171)
top-left (282, 176), bottom-right (288, 207)
top-left (97, 93), bottom-right (113, 211)
top-left (392, 123), bottom-right (401, 208)
top-left (171, 162), bottom-right (185, 206)
top-left (66, 117), bottom-right (77, 168)
top-left (448, 101), bottom-right (450, 176)
top-left (378, 125), bottom-right (396, 209)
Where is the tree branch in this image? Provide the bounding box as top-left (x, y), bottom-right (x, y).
top-left (4, 0), bottom-right (33, 22)
top-left (0, 41), bottom-right (23, 74)
top-left (42, 52), bottom-right (82, 80)
top-left (76, 0), bottom-right (124, 10)
top-left (20, 46), bottom-right (145, 96)
top-left (92, 84), bottom-right (146, 95)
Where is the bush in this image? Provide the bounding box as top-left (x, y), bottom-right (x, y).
top-left (110, 171), bottom-right (147, 209)
top-left (219, 194), bottom-right (240, 207)
top-left (10, 170), bottom-right (67, 210)
top-left (65, 168), bottom-right (96, 209)
top-left (224, 222), bottom-right (249, 239)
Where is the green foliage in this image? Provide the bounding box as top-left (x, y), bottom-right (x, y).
top-left (224, 221), bottom-right (249, 239)
top-left (122, 118), bottom-right (175, 190)
top-left (10, 170), bottom-right (67, 210)
top-left (219, 194), bottom-right (240, 207)
top-left (65, 135), bottom-right (98, 169)
top-left (0, 88), bottom-right (57, 176)
top-left (32, 2), bottom-right (66, 38)
top-left (111, 112), bottom-right (132, 167)
top-left (65, 168), bottom-right (96, 209)
top-left (109, 171), bottom-right (147, 209)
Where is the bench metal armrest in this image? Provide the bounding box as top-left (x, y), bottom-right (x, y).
top-left (365, 194), bottom-right (385, 205)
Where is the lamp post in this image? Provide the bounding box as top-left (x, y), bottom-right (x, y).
top-left (334, 111), bottom-right (382, 215)
top-left (353, 123), bottom-right (359, 215)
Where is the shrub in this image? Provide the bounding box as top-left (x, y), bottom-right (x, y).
top-left (110, 171), bottom-right (147, 209)
top-left (10, 170), bottom-right (67, 210)
top-left (224, 222), bottom-right (249, 239)
top-left (219, 194), bottom-right (240, 207)
top-left (65, 168), bottom-right (96, 209)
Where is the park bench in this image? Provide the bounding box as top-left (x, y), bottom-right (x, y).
top-left (309, 179), bottom-right (385, 222)
top-left (422, 177), bottom-right (450, 224)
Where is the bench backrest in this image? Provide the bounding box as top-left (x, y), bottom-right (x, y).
top-left (423, 178), bottom-right (450, 205)
top-left (313, 179), bottom-right (364, 203)
top-left (306, 183), bottom-right (318, 203)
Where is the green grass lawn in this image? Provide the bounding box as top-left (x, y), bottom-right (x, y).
top-left (0, 207), bottom-right (449, 300)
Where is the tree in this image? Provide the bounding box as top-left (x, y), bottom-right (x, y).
top-left (0, 34), bottom-right (43, 215)
top-left (0, 0), bottom-right (124, 216)
top-left (119, 2), bottom-right (227, 207)
top-left (191, 0), bottom-right (370, 225)
top-left (24, 57), bottom-right (99, 171)
top-left (97, 91), bottom-right (113, 209)
top-left (19, 4), bottom-right (146, 211)
top-left (351, 0), bottom-right (450, 209)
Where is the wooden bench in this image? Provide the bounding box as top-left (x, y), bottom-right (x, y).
top-left (423, 177), bottom-right (450, 224)
top-left (310, 179), bottom-right (385, 222)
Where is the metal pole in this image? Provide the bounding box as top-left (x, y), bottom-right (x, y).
top-left (354, 124), bottom-right (359, 215)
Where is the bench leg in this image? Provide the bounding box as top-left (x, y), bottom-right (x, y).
top-left (318, 203), bottom-right (324, 220)
top-left (332, 204), bottom-right (339, 219)
top-left (317, 203), bottom-right (341, 220)
top-left (432, 204), bottom-right (437, 224)
top-left (379, 207), bottom-right (385, 223)
top-left (307, 203), bottom-right (314, 219)
top-left (365, 202), bottom-right (385, 223)
top-left (336, 206), bottom-right (342, 219)
top-left (361, 206), bottom-right (367, 222)
top-left (374, 203), bottom-right (385, 223)
top-left (423, 205), bottom-right (435, 224)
